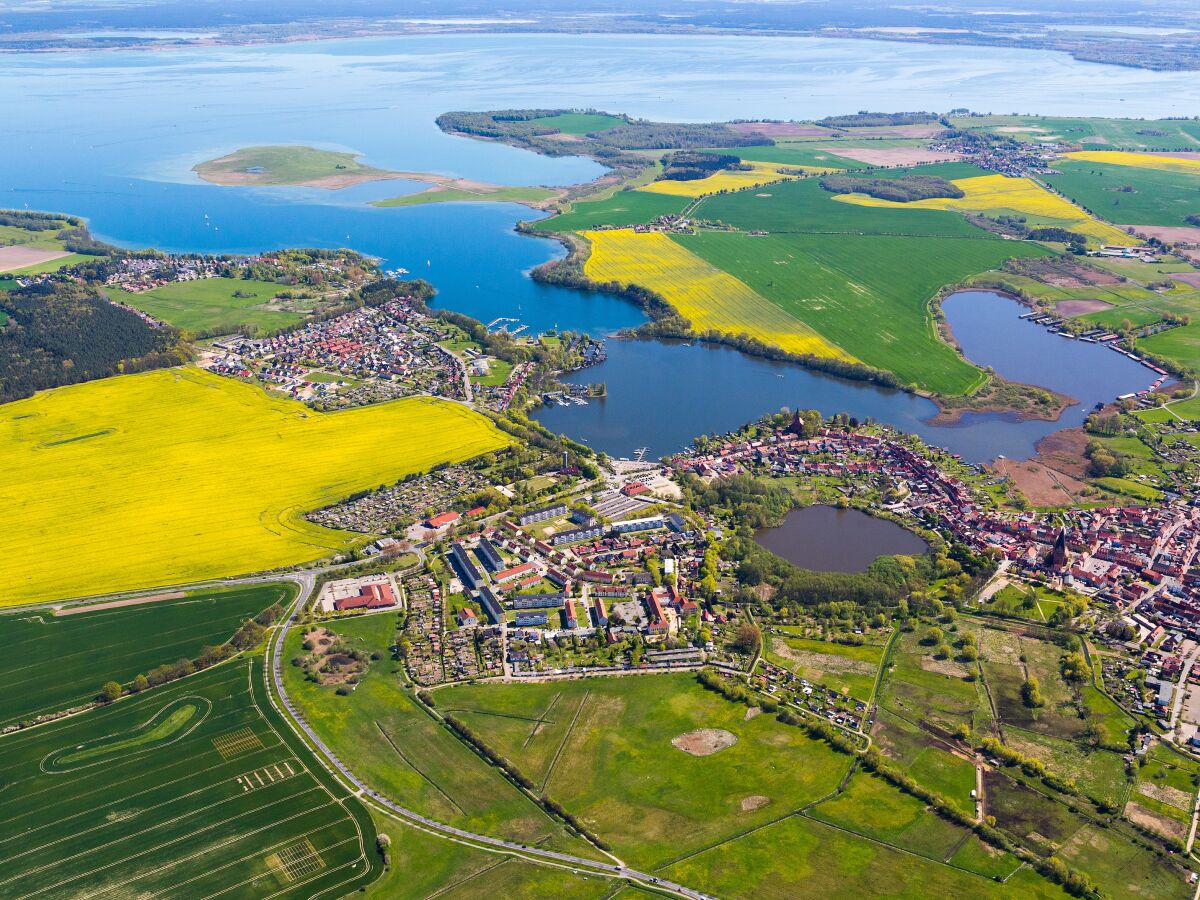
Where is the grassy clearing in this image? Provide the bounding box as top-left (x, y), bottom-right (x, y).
top-left (1005, 729), bottom-right (1129, 808)
top-left (1044, 160), bottom-right (1200, 227)
top-left (443, 674), bottom-right (852, 869)
top-left (107, 276), bottom-right (311, 333)
top-left (1057, 823), bottom-right (1191, 899)
top-left (528, 113), bottom-right (624, 135)
top-left (372, 185), bottom-right (557, 208)
top-left (834, 174), bottom-right (1131, 245)
top-left (0, 658), bottom-right (379, 898)
top-left (583, 229), bottom-right (851, 360)
top-left (282, 615), bottom-right (590, 854)
top-left (660, 813), bottom-right (1067, 899)
top-left (0, 367), bottom-right (509, 604)
top-left (678, 230), bottom-right (1047, 393)
top-left (695, 175), bottom-right (988, 237)
top-left (766, 634), bottom-right (883, 701)
top-left (0, 582), bottom-right (290, 728)
top-left (538, 190), bottom-right (690, 232)
top-left (194, 144), bottom-right (391, 186)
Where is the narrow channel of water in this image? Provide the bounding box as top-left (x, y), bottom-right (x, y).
top-left (754, 506), bottom-right (930, 572)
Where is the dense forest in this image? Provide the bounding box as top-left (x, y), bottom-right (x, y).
top-left (0, 283), bottom-right (186, 403)
top-left (658, 151), bottom-right (745, 181)
top-left (820, 173), bottom-right (964, 202)
top-left (818, 111), bottom-right (939, 128)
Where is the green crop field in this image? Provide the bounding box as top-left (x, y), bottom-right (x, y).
top-left (107, 276), bottom-right (313, 333)
top-left (281, 614), bottom-right (593, 855)
top-left (528, 112), bottom-right (624, 135)
top-left (659, 813), bottom-right (1068, 899)
top-left (0, 658), bottom-right (380, 898)
top-left (538, 190), bottom-right (690, 232)
top-left (694, 172), bottom-right (990, 237)
top-left (950, 115), bottom-right (1200, 152)
top-left (1, 583), bottom-right (291, 729)
top-left (675, 230), bottom-right (1049, 393)
top-left (442, 673), bottom-right (851, 869)
top-left (1044, 160), bottom-right (1200, 226)
top-left (720, 144), bottom-right (863, 169)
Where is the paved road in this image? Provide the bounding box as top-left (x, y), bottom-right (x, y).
top-left (267, 583), bottom-right (717, 900)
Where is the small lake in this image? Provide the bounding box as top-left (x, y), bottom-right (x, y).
top-left (754, 506), bottom-right (930, 573)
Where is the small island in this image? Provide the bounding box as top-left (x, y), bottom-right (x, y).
top-left (192, 144), bottom-right (563, 208)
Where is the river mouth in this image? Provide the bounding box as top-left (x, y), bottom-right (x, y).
top-left (753, 506), bottom-right (930, 573)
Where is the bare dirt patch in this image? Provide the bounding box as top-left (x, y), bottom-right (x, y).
top-left (992, 458), bottom-right (1088, 507)
top-left (0, 246), bottom-right (70, 272)
top-left (729, 122), bottom-right (833, 137)
top-left (820, 147), bottom-right (963, 166)
top-left (55, 591), bottom-right (186, 616)
top-left (744, 706), bottom-right (762, 721)
top-left (1125, 801), bottom-right (1188, 841)
top-left (920, 655), bottom-right (970, 678)
top-left (672, 728), bottom-right (738, 757)
top-left (770, 641), bottom-right (876, 677)
top-left (740, 795), bottom-right (771, 812)
top-left (845, 124), bottom-right (946, 138)
top-left (1127, 225), bottom-right (1200, 246)
top-left (1008, 256), bottom-right (1121, 288)
top-left (1138, 780), bottom-right (1194, 811)
top-left (1055, 299), bottom-right (1114, 316)
top-left (298, 627), bottom-right (368, 687)
top-left (1030, 428), bottom-right (1091, 479)
top-left (1144, 151), bottom-right (1200, 161)
top-left (1170, 272), bottom-right (1200, 288)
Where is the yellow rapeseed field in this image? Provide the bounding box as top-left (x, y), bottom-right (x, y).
top-left (637, 162), bottom-right (810, 198)
top-left (583, 229), bottom-right (853, 360)
top-left (0, 368), bottom-right (510, 605)
top-left (1065, 150), bottom-right (1200, 176)
top-left (833, 173), bottom-right (1131, 244)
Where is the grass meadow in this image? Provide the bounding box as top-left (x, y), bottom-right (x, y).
top-left (0, 367), bottom-right (510, 604)
top-left (949, 115), bottom-right (1200, 152)
top-left (528, 112), bottom-right (624, 135)
top-left (0, 658), bottom-right (380, 898)
top-left (107, 277), bottom-right (312, 333)
top-left (539, 191), bottom-right (689, 232)
top-left (1, 583), bottom-right (290, 729)
top-left (194, 145), bottom-right (390, 186)
top-left (765, 633), bottom-right (884, 701)
top-left (1045, 159), bottom-right (1200, 226)
top-left (443, 673), bottom-right (852, 869)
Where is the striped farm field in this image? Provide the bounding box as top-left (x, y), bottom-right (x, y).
top-left (0, 367), bottom-right (510, 605)
top-left (583, 229), bottom-right (853, 360)
top-left (637, 162), bottom-right (809, 198)
top-left (833, 174), bottom-right (1131, 245)
top-left (1064, 150), bottom-right (1200, 176)
top-left (0, 659), bottom-right (380, 898)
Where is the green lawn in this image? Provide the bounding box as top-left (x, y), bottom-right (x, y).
top-left (0, 658), bottom-right (380, 897)
top-left (528, 112), bottom-right (624, 135)
top-left (108, 276), bottom-right (309, 333)
top-left (539, 190), bottom-right (690, 232)
top-left (1044, 160), bottom-right (1200, 226)
top-left (281, 614), bottom-right (591, 855)
top-left (443, 674), bottom-right (852, 869)
top-left (659, 813), bottom-right (1068, 899)
top-left (0, 583), bottom-right (291, 729)
top-left (675, 230), bottom-right (1048, 394)
top-left (766, 634), bottom-right (884, 701)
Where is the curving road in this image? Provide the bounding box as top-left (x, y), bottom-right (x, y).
top-left (266, 581), bottom-right (717, 900)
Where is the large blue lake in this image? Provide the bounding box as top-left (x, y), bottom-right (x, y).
top-left (3, 34), bottom-right (1191, 461)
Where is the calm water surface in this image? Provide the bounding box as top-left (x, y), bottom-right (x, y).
top-left (755, 506), bottom-right (930, 573)
top-left (0, 35), bottom-right (1183, 459)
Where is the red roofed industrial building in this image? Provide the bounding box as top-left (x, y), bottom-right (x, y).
top-left (334, 582), bottom-right (397, 612)
top-left (426, 511), bottom-right (461, 529)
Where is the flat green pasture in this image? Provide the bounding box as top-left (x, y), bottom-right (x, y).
top-left (1004, 729), bottom-right (1129, 808)
top-left (442, 674), bottom-right (851, 869)
top-left (529, 113), bottom-right (624, 135)
top-left (951, 115), bottom-right (1200, 152)
top-left (718, 144), bottom-right (862, 169)
top-left (659, 813), bottom-right (1068, 899)
top-left (983, 769), bottom-right (1085, 850)
top-left (372, 186), bottom-right (557, 208)
top-left (1058, 823), bottom-right (1191, 899)
top-left (1140, 321), bottom-right (1200, 373)
top-left (766, 634), bottom-right (883, 701)
top-left (282, 615), bottom-right (589, 854)
top-left (676, 230), bottom-right (1047, 393)
top-left (1044, 160), bottom-right (1200, 226)
top-left (694, 175), bottom-right (988, 237)
top-left (0, 583), bottom-right (291, 729)
top-left (0, 223), bottom-right (68, 250)
top-left (194, 144), bottom-right (390, 186)
top-left (0, 658), bottom-right (379, 898)
top-left (107, 276), bottom-right (308, 333)
top-left (879, 629), bottom-right (991, 735)
top-left (539, 190), bottom-right (690, 232)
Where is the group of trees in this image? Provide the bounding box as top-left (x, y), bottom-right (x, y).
top-left (658, 151), bottom-right (745, 182)
top-left (1084, 439), bottom-right (1132, 478)
top-left (0, 281), bottom-right (187, 403)
top-left (818, 111), bottom-right (938, 128)
top-left (820, 173), bottom-right (964, 203)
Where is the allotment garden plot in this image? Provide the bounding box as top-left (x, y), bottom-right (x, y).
top-left (0, 659), bottom-right (377, 899)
